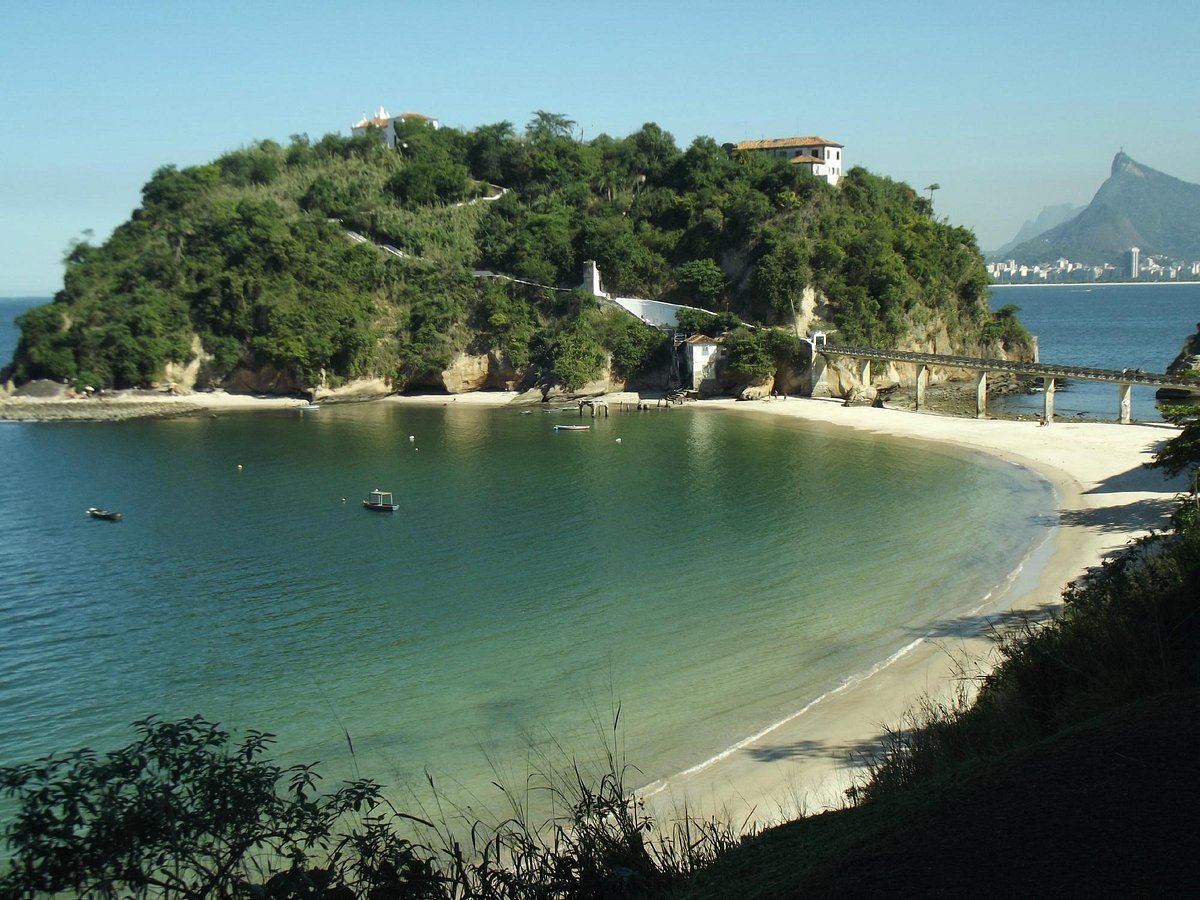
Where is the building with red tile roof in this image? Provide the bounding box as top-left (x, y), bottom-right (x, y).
top-left (729, 136), bottom-right (844, 185)
top-left (351, 106), bottom-right (440, 147)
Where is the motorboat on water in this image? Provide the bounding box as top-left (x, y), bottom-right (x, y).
top-left (86, 507), bottom-right (123, 521)
top-left (362, 489), bottom-right (399, 511)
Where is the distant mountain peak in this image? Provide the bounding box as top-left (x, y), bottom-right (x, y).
top-left (1004, 153), bottom-right (1200, 265)
top-left (1112, 151), bottom-right (1145, 178)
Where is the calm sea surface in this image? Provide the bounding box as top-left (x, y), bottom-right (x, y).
top-left (0, 283), bottom-right (1192, 821)
top-left (989, 283), bottom-right (1200, 421)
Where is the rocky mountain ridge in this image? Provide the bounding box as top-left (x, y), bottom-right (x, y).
top-left (1005, 153), bottom-right (1200, 266)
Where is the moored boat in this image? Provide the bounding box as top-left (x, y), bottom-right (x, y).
top-left (86, 507), bottom-right (123, 521)
top-left (362, 489), bottom-right (399, 511)
top-left (553, 424), bottom-right (590, 432)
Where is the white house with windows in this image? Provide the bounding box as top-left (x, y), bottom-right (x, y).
top-left (351, 106), bottom-right (440, 147)
top-left (683, 334), bottom-right (725, 392)
top-left (730, 136), bottom-right (844, 185)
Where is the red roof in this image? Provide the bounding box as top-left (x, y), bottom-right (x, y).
top-left (734, 136), bottom-right (843, 151)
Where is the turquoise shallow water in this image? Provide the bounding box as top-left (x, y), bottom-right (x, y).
top-left (0, 400), bottom-right (1051, 817)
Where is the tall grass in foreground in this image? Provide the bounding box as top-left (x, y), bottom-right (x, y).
top-left (0, 708), bottom-right (739, 898)
top-left (851, 498), bottom-right (1200, 804)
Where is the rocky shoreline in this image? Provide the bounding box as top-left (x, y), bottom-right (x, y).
top-left (0, 396), bottom-right (202, 422)
top-left (0, 375), bottom-right (1077, 424)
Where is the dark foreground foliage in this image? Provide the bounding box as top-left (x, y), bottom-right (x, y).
top-left (1, 712), bottom-right (736, 899)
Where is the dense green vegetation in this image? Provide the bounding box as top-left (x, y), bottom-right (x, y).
top-left (6, 114), bottom-right (1019, 392)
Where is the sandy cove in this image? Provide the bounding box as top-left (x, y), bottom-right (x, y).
top-left (634, 397), bottom-right (1191, 829)
top-left (384, 391), bottom-right (1190, 827)
top-left (3, 386), bottom-right (1189, 829)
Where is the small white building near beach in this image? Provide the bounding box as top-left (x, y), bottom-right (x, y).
top-left (683, 334), bottom-right (725, 392)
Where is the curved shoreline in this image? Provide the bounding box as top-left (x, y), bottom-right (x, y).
top-left (638, 398), bottom-right (1187, 826)
top-left (3, 388), bottom-right (1187, 830)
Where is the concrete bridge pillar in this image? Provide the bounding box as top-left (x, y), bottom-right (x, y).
top-left (1043, 378), bottom-right (1056, 423)
top-left (858, 358), bottom-right (871, 389)
top-left (810, 354), bottom-right (831, 398)
top-left (1119, 383), bottom-right (1133, 424)
top-left (915, 365), bottom-right (928, 411)
top-left (975, 371), bottom-right (988, 418)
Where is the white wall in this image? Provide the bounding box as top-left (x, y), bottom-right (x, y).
top-left (609, 297), bottom-right (713, 329)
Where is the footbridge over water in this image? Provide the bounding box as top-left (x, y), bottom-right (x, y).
top-left (815, 343), bottom-right (1200, 423)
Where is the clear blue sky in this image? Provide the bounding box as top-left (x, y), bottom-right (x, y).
top-left (3, 0), bottom-right (1197, 296)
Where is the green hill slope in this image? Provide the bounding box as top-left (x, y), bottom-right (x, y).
top-left (5, 116), bottom-right (1019, 393)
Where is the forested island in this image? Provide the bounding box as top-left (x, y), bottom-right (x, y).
top-left (4, 113), bottom-right (1030, 396)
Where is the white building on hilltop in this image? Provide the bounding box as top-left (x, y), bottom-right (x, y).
top-left (351, 106), bottom-right (440, 147)
top-left (728, 136), bottom-right (844, 185)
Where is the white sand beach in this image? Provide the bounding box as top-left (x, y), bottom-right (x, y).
top-left (635, 397), bottom-right (1190, 829)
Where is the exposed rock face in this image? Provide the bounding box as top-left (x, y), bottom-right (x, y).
top-left (437, 350), bottom-right (527, 394)
top-left (773, 362), bottom-right (808, 396)
top-left (12, 379), bottom-right (72, 399)
top-left (842, 385), bottom-right (876, 407)
top-left (808, 312), bottom-right (1032, 401)
top-left (1166, 326), bottom-right (1200, 376)
top-left (317, 377), bottom-right (394, 401)
top-left (734, 375), bottom-right (775, 401)
top-left (439, 353), bottom-right (490, 393)
top-left (160, 336), bottom-right (207, 391)
top-left (222, 365), bottom-right (306, 396)
top-left (1158, 324), bottom-right (1200, 399)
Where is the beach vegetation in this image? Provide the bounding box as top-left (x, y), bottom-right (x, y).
top-left (0, 716), bottom-right (446, 899)
top-left (850, 512), bottom-right (1200, 802)
top-left (6, 115), bottom-right (1023, 393)
top-left (1, 712), bottom-right (736, 899)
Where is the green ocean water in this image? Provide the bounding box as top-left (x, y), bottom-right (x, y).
top-left (0, 400), bottom-right (1052, 817)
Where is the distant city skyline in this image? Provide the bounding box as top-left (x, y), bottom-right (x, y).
top-left (2, 0), bottom-right (1198, 296)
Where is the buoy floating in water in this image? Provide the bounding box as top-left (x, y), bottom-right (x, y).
top-left (615, 438), bottom-right (622, 443)
top-left (409, 435), bottom-right (415, 442)
top-left (237, 464), bottom-right (243, 471)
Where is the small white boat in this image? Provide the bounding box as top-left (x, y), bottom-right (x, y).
top-left (296, 402), bottom-right (320, 411)
top-left (553, 424), bottom-right (591, 432)
top-left (362, 489), bottom-right (399, 512)
top-left (86, 507), bottom-right (122, 521)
